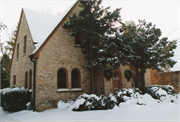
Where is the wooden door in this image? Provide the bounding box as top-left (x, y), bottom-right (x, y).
top-left (113, 70), bottom-right (122, 94)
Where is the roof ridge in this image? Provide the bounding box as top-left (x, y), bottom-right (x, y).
top-left (23, 7), bottom-right (58, 17)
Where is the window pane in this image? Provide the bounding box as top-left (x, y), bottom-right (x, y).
top-left (71, 70), bottom-right (79, 88)
top-left (113, 72), bottom-right (119, 80)
top-left (25, 71), bottom-right (28, 88)
top-left (24, 35), bottom-right (26, 53)
top-left (13, 75), bottom-right (16, 85)
top-left (58, 69), bottom-right (66, 88)
top-left (75, 34), bottom-right (81, 45)
top-left (29, 70), bottom-right (32, 89)
top-left (17, 43), bottom-right (19, 59)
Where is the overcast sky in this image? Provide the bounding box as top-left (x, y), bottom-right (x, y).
top-left (0, 0), bottom-right (180, 71)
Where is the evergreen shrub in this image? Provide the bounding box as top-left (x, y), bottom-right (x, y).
top-left (71, 94), bottom-right (116, 111)
top-left (0, 87), bottom-right (30, 112)
top-left (115, 88), bottom-right (142, 105)
top-left (67, 86), bottom-right (176, 111)
top-left (145, 85), bottom-right (175, 100)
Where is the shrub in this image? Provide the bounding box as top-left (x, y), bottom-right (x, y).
top-left (115, 88), bottom-right (142, 105)
top-left (69, 94), bottom-right (116, 111)
top-left (67, 86), bottom-right (176, 111)
top-left (145, 85), bottom-right (175, 100)
top-left (0, 87), bottom-right (31, 112)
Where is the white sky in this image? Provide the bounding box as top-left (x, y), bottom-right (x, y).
top-left (0, 0), bottom-right (180, 71)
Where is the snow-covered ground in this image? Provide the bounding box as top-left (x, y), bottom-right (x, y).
top-left (0, 93), bottom-right (179, 121)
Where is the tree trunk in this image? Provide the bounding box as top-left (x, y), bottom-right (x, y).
top-left (90, 39), bottom-right (95, 94)
top-left (134, 69), bottom-right (140, 89)
top-left (140, 69), bottom-right (145, 94)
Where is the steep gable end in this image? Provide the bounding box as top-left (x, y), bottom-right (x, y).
top-left (10, 9), bottom-right (36, 87)
top-left (31, 1), bottom-right (80, 58)
top-left (23, 8), bottom-right (60, 52)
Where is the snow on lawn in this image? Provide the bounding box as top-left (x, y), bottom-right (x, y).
top-left (0, 93), bottom-right (179, 121)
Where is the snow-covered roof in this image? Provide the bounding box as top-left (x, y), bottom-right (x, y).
top-left (23, 1), bottom-right (77, 55)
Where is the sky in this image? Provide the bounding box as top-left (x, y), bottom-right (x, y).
top-left (0, 0), bottom-right (180, 71)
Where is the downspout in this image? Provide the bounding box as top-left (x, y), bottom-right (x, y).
top-left (29, 54), bottom-right (36, 112)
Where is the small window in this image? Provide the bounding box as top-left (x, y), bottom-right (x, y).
top-left (13, 75), bottom-right (16, 86)
top-left (75, 33), bottom-right (87, 45)
top-left (25, 71), bottom-right (28, 88)
top-left (29, 69), bottom-right (32, 89)
top-left (24, 35), bottom-right (27, 53)
top-left (57, 68), bottom-right (68, 88)
top-left (75, 33), bottom-right (81, 45)
top-left (71, 68), bottom-right (81, 88)
top-left (17, 43), bottom-right (19, 59)
top-left (113, 71), bottom-right (120, 80)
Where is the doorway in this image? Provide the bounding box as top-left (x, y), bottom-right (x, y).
top-left (113, 70), bottom-right (122, 94)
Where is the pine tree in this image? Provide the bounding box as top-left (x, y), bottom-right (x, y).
top-left (121, 20), bottom-right (177, 93)
top-left (63, 0), bottom-right (131, 93)
top-left (0, 23), bottom-right (17, 88)
top-left (1, 54), bottom-right (11, 88)
top-left (0, 22), bottom-right (7, 55)
top-left (5, 23), bottom-right (17, 57)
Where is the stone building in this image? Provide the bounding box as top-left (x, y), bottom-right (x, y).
top-left (10, 1), bottom-right (151, 112)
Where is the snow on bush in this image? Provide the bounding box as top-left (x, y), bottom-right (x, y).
top-left (57, 100), bottom-right (74, 109)
top-left (0, 87), bottom-right (27, 95)
top-left (0, 87), bottom-right (31, 112)
top-left (145, 85), bottom-right (175, 100)
top-left (68, 93), bottom-right (116, 111)
top-left (59, 85), bottom-right (178, 112)
top-left (116, 88), bottom-right (142, 105)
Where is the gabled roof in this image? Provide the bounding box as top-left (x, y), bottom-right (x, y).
top-left (23, 8), bottom-right (60, 53)
top-left (23, 1), bottom-right (79, 56)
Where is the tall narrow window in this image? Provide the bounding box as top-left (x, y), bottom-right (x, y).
top-left (17, 43), bottom-right (19, 59)
top-left (57, 68), bottom-right (68, 88)
top-left (75, 33), bottom-right (87, 45)
top-left (75, 33), bottom-right (81, 45)
top-left (24, 35), bottom-right (27, 53)
top-left (71, 68), bottom-right (81, 88)
top-left (13, 75), bottom-right (16, 86)
top-left (25, 71), bottom-right (28, 88)
top-left (29, 69), bottom-right (32, 89)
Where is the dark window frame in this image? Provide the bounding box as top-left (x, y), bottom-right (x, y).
top-left (57, 67), bottom-right (68, 89)
top-left (71, 68), bottom-right (81, 88)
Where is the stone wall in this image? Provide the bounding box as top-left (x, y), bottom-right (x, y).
top-left (35, 5), bottom-right (91, 112)
top-left (10, 11), bottom-right (35, 90)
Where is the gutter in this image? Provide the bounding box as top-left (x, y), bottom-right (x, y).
top-left (29, 54), bottom-right (36, 112)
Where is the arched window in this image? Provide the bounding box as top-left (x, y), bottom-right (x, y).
top-left (29, 69), bottom-right (32, 89)
top-left (57, 68), bottom-right (68, 88)
top-left (25, 71), bottom-right (28, 88)
top-left (71, 68), bottom-right (81, 88)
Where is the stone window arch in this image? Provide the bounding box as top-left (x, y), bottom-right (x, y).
top-left (71, 68), bottom-right (81, 88)
top-left (57, 67), bottom-right (68, 89)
